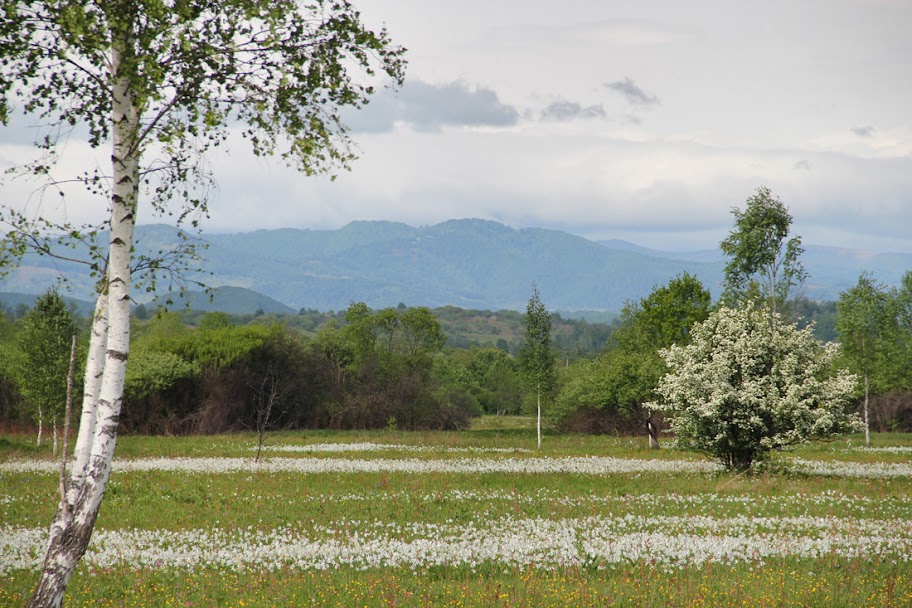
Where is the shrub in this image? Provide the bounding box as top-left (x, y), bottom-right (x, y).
top-left (651, 303), bottom-right (861, 469)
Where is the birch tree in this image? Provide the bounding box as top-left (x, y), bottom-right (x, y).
top-left (836, 273), bottom-right (900, 446)
top-left (519, 284), bottom-right (555, 450)
top-left (0, 2), bottom-right (404, 606)
top-left (15, 289), bottom-right (77, 451)
top-left (720, 187), bottom-right (807, 321)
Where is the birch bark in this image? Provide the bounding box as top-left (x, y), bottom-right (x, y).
top-left (27, 35), bottom-right (138, 608)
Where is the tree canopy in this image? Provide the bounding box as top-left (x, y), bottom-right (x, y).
top-left (720, 187), bottom-right (807, 317)
top-left (15, 290), bottom-right (77, 445)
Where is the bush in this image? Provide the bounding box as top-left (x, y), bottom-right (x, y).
top-left (551, 351), bottom-right (663, 434)
top-left (651, 303), bottom-right (861, 469)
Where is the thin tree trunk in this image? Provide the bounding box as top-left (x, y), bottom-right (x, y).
top-left (864, 373), bottom-right (870, 448)
top-left (536, 385), bottom-right (541, 451)
top-left (28, 38), bottom-right (139, 607)
top-left (647, 415), bottom-right (660, 449)
top-left (52, 421), bottom-right (58, 456)
top-left (59, 336), bottom-right (78, 518)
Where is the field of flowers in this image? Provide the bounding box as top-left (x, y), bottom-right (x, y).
top-left (1, 425), bottom-right (911, 607)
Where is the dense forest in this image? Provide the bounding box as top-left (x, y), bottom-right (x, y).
top-left (0, 296), bottom-right (612, 436)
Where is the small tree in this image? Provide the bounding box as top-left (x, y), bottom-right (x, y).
top-left (519, 284), bottom-right (556, 450)
top-left (835, 273), bottom-right (899, 446)
top-left (16, 290), bottom-right (77, 451)
top-left (554, 273), bottom-right (710, 446)
top-left (614, 272), bottom-right (712, 352)
top-left (720, 187), bottom-right (807, 320)
top-left (651, 303), bottom-right (860, 469)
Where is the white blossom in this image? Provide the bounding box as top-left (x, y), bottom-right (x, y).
top-left (650, 304), bottom-right (861, 468)
top-left (2, 514), bottom-right (909, 576)
top-left (0, 455), bottom-right (720, 476)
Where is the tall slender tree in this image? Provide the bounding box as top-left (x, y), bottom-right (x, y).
top-left (16, 290), bottom-right (77, 451)
top-left (836, 273), bottom-right (900, 446)
top-left (720, 186), bottom-right (807, 321)
top-left (0, 2), bottom-right (404, 606)
top-left (519, 284), bottom-right (555, 450)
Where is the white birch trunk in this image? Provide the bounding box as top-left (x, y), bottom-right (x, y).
top-left (536, 385), bottom-right (541, 451)
top-left (52, 422), bottom-right (58, 456)
top-left (28, 38), bottom-right (138, 608)
top-left (864, 373), bottom-right (870, 448)
top-left (37, 406), bottom-right (43, 447)
top-left (68, 291), bottom-right (109, 504)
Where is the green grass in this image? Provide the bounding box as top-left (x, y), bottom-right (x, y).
top-left (3, 560), bottom-right (910, 608)
top-left (2, 425), bottom-right (911, 607)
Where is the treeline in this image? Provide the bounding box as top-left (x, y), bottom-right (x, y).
top-left (0, 296), bottom-right (535, 435)
top-left (547, 188), bottom-right (912, 439)
top-left (132, 301), bottom-right (615, 359)
top-left (1, 267), bottom-right (908, 440)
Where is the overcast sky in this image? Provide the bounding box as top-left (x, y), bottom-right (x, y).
top-left (2, 0), bottom-right (911, 252)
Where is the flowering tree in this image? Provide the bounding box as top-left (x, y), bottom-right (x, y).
top-left (650, 303), bottom-right (860, 469)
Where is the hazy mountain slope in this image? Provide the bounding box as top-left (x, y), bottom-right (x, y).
top-left (153, 286), bottom-right (295, 315)
top-left (1, 219), bottom-right (909, 312)
top-left (197, 219), bottom-right (722, 311)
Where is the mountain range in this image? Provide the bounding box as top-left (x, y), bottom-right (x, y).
top-left (2, 219), bottom-right (910, 314)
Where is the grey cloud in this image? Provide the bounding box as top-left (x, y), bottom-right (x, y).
top-left (541, 100), bottom-right (606, 121)
top-left (342, 92), bottom-right (401, 134)
top-left (604, 77), bottom-right (659, 106)
top-left (400, 81), bottom-right (519, 131)
top-left (345, 80), bottom-right (519, 133)
top-left (851, 125), bottom-right (875, 137)
top-left (793, 160), bottom-right (812, 171)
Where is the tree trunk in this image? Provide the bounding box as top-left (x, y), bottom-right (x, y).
top-left (37, 406), bottom-right (43, 447)
top-left (864, 373), bottom-right (870, 448)
top-left (28, 39), bottom-right (138, 608)
top-left (52, 421), bottom-right (58, 456)
top-left (69, 292), bottom-right (109, 504)
top-left (647, 416), bottom-right (660, 449)
top-left (536, 385), bottom-right (541, 451)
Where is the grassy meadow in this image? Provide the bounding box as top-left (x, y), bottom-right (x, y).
top-left (2, 419), bottom-right (911, 607)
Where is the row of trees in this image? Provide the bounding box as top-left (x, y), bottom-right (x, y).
top-left (0, 300), bottom-right (536, 435)
top-left (7, 211), bottom-right (911, 467)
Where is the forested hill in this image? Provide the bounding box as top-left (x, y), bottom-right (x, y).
top-left (198, 219), bottom-right (724, 312)
top-left (2, 219), bottom-right (910, 312)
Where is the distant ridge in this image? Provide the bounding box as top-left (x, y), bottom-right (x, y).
top-left (1, 219), bottom-right (910, 312)
top-left (153, 285), bottom-right (296, 315)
